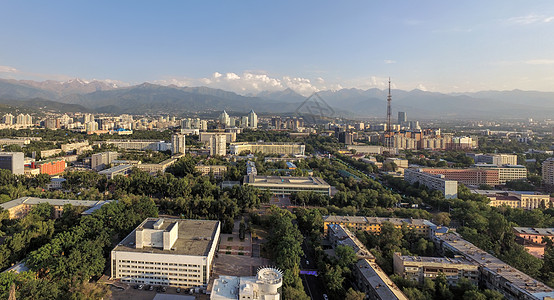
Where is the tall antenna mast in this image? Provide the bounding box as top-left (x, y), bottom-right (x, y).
top-left (386, 78), bottom-right (392, 152)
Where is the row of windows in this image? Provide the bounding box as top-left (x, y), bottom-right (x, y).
top-left (118, 270), bottom-right (201, 277)
top-left (118, 265), bottom-right (200, 272)
top-left (118, 260), bottom-right (200, 268)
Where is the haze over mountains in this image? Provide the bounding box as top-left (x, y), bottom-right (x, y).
top-left (0, 78), bottom-right (553, 119)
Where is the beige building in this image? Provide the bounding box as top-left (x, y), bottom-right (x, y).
top-left (475, 190), bottom-right (553, 210)
top-left (393, 252), bottom-right (479, 285)
top-left (195, 165), bottom-right (227, 178)
top-left (137, 158), bottom-right (177, 174)
top-left (91, 151), bottom-right (120, 171)
top-left (323, 215), bottom-right (436, 236)
top-left (209, 134), bottom-right (227, 156)
top-left (111, 218), bottom-right (220, 289)
top-left (543, 158), bottom-right (554, 186)
top-left (230, 142), bottom-right (305, 156)
top-left (433, 232), bottom-right (554, 300)
top-left (200, 132), bottom-right (236, 143)
top-left (475, 164), bottom-right (527, 184)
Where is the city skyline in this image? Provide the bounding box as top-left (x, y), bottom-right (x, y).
top-left (1, 1), bottom-right (554, 96)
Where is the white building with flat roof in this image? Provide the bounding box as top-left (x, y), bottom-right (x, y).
top-left (111, 218), bottom-right (220, 289)
top-left (210, 268), bottom-right (282, 300)
top-left (404, 168), bottom-right (458, 199)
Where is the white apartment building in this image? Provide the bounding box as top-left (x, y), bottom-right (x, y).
top-left (210, 134), bottom-right (227, 156)
top-left (404, 168), bottom-right (458, 199)
top-left (111, 218), bottom-right (220, 288)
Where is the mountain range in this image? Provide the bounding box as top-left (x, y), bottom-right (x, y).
top-left (1, 78), bottom-right (554, 119)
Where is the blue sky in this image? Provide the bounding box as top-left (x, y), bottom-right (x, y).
top-left (1, 1), bottom-right (554, 95)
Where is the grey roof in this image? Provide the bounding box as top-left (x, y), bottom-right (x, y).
top-left (1, 197), bottom-right (115, 210)
top-left (113, 218), bottom-right (220, 257)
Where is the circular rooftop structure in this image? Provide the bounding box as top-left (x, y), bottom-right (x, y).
top-left (257, 267), bottom-right (283, 285)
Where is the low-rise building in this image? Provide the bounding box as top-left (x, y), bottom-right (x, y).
top-left (404, 168), bottom-right (458, 199)
top-left (243, 175), bottom-right (331, 196)
top-left (433, 232), bottom-right (554, 300)
top-left (99, 164), bottom-right (133, 179)
top-left (136, 158), bottom-right (177, 174)
top-left (0, 197), bottom-right (115, 219)
top-left (210, 268), bottom-right (283, 300)
top-left (230, 142), bottom-right (305, 156)
top-left (195, 165), bottom-right (227, 178)
top-left (513, 227), bottom-right (554, 258)
top-left (323, 215), bottom-right (436, 236)
top-left (393, 252), bottom-right (479, 285)
top-left (327, 224), bottom-right (375, 261)
top-left (111, 218), bottom-right (220, 288)
top-left (474, 190), bottom-right (553, 210)
top-left (354, 259), bottom-right (408, 300)
top-left (32, 159), bottom-right (66, 175)
top-left (474, 164), bottom-right (527, 184)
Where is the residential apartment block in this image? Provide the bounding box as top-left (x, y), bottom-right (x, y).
top-left (393, 252), bottom-right (479, 285)
top-left (230, 142), bottom-right (305, 156)
top-left (195, 165), bottom-right (227, 178)
top-left (404, 168), bottom-right (458, 199)
top-left (433, 232), bottom-right (554, 300)
top-left (323, 215), bottom-right (435, 236)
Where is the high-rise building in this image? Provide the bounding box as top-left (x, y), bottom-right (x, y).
top-left (219, 111), bottom-right (230, 127)
top-left (210, 134), bottom-right (227, 156)
top-left (16, 114), bottom-right (32, 125)
top-left (85, 121), bottom-right (99, 132)
top-left (91, 151), bottom-right (120, 171)
top-left (240, 116), bottom-right (249, 128)
top-left (3, 113), bottom-right (14, 125)
top-left (398, 112), bottom-right (407, 124)
top-left (0, 152), bottom-right (24, 175)
top-left (248, 110), bottom-right (258, 129)
top-left (171, 133), bottom-right (186, 155)
top-left (543, 158), bottom-right (554, 186)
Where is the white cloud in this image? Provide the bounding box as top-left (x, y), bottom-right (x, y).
top-left (416, 84), bottom-right (428, 91)
top-left (0, 65), bottom-right (18, 73)
top-left (525, 59), bottom-right (554, 65)
top-left (507, 14), bottom-right (554, 25)
top-left (384, 60), bottom-right (396, 64)
top-left (154, 71), bottom-right (334, 96)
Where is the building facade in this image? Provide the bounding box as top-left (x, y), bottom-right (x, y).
top-left (393, 252), bottom-right (479, 285)
top-left (0, 152), bottom-right (24, 175)
top-left (111, 218), bottom-right (220, 289)
top-left (210, 134), bottom-right (227, 157)
top-left (244, 175), bottom-right (331, 196)
top-left (91, 151), bottom-right (120, 171)
top-left (171, 133), bottom-right (186, 155)
top-left (230, 142), bottom-right (305, 156)
top-left (404, 168), bottom-right (458, 199)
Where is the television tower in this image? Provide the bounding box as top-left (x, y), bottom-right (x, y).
top-left (386, 78), bottom-right (392, 151)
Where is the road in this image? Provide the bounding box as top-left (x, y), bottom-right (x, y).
top-left (300, 239), bottom-right (328, 300)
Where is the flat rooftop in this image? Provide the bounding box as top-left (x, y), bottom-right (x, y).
top-left (113, 218), bottom-right (220, 257)
top-left (0, 197), bottom-right (115, 210)
top-left (514, 227), bottom-right (554, 236)
top-left (438, 233), bottom-right (554, 297)
top-left (323, 215), bottom-right (434, 227)
top-left (245, 176), bottom-right (330, 187)
top-left (98, 164), bottom-right (132, 174)
top-left (356, 259), bottom-right (407, 300)
top-left (398, 254), bottom-right (476, 267)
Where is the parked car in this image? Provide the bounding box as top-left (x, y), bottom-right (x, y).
top-left (176, 288), bottom-right (181, 293)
